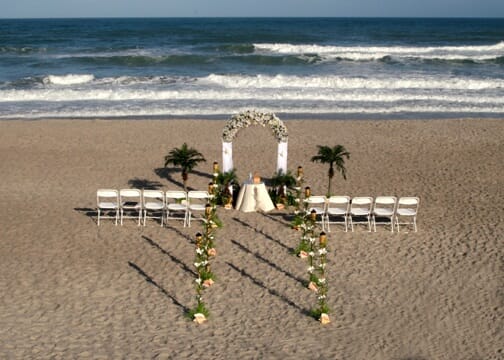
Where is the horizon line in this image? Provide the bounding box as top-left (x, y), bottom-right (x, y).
top-left (1, 16), bottom-right (504, 20)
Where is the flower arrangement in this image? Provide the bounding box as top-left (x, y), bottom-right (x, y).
top-left (310, 232), bottom-right (330, 324)
top-left (292, 186), bottom-right (315, 254)
top-left (292, 188), bottom-right (331, 324)
top-left (222, 110), bottom-right (288, 143)
top-left (188, 203), bottom-right (222, 323)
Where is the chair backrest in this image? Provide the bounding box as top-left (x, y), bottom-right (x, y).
top-left (187, 190), bottom-right (209, 199)
top-left (187, 190), bottom-right (210, 203)
top-left (350, 196), bottom-right (373, 213)
top-left (327, 195), bottom-right (350, 206)
top-left (166, 190), bottom-right (187, 201)
top-left (120, 188), bottom-right (141, 197)
top-left (166, 190), bottom-right (187, 207)
top-left (306, 195), bottom-right (326, 205)
top-left (397, 196), bottom-right (419, 213)
top-left (97, 189), bottom-right (119, 203)
top-left (373, 196), bottom-right (397, 209)
top-left (306, 195), bottom-right (327, 215)
top-left (119, 188), bottom-right (142, 202)
top-left (142, 189), bottom-right (165, 206)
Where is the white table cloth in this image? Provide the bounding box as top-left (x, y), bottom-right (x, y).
top-left (235, 182), bottom-right (275, 213)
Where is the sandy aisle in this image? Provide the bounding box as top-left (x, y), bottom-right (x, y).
top-left (0, 119), bottom-right (502, 359)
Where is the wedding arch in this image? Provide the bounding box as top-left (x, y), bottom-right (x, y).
top-left (222, 110), bottom-right (288, 174)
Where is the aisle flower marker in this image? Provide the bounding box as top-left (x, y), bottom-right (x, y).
top-left (292, 186), bottom-right (315, 255)
top-left (188, 199), bottom-right (222, 323)
top-left (292, 187), bottom-right (331, 323)
top-left (311, 232), bottom-right (330, 324)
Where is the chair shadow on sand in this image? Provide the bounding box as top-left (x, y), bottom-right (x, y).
top-left (232, 217), bottom-right (294, 253)
top-left (141, 235), bottom-right (196, 277)
top-left (128, 261), bottom-right (189, 313)
top-left (261, 212), bottom-right (294, 227)
top-left (226, 261), bottom-right (311, 317)
top-left (230, 239), bottom-right (305, 286)
top-left (74, 207), bottom-right (97, 222)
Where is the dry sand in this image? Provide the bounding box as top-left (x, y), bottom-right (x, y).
top-left (0, 118), bottom-right (502, 359)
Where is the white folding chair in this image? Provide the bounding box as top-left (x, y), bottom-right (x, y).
top-left (395, 197), bottom-right (419, 232)
top-left (187, 191), bottom-right (211, 227)
top-left (305, 195), bottom-right (327, 231)
top-left (349, 196), bottom-right (373, 232)
top-left (119, 188), bottom-right (142, 226)
top-left (165, 190), bottom-right (188, 227)
top-left (372, 196), bottom-right (397, 232)
top-left (326, 195), bottom-right (351, 232)
top-left (142, 190), bottom-right (165, 226)
top-left (97, 189), bottom-right (119, 226)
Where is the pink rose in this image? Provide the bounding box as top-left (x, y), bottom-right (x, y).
top-left (298, 251), bottom-right (308, 259)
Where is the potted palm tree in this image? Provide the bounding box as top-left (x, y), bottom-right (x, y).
top-left (164, 143), bottom-right (206, 191)
top-left (269, 170), bottom-right (297, 209)
top-left (215, 169), bottom-right (239, 208)
top-left (311, 145), bottom-right (350, 197)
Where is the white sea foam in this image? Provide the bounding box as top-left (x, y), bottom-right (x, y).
top-left (2, 73), bottom-right (503, 118)
top-left (254, 42), bottom-right (504, 61)
top-left (43, 74), bottom-right (95, 85)
top-left (204, 74), bottom-right (504, 90)
top-left (2, 87), bottom-right (503, 105)
top-left (2, 103), bottom-right (504, 119)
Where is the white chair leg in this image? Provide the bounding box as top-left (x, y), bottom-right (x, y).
top-left (97, 209), bottom-right (101, 226)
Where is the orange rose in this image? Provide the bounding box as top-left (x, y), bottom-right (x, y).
top-left (308, 281), bottom-right (318, 292)
top-left (203, 279), bottom-right (214, 288)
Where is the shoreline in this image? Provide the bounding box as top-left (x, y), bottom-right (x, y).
top-left (1, 114), bottom-right (504, 121)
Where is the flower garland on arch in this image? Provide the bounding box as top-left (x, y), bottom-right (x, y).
top-left (222, 110), bottom-right (288, 143)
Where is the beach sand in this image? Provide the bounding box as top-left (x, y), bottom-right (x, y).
top-left (0, 118), bottom-right (502, 359)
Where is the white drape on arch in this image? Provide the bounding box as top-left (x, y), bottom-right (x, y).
top-left (222, 141), bottom-right (233, 173)
top-left (277, 141), bottom-right (288, 174)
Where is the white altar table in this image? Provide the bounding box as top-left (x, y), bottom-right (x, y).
top-left (235, 182), bottom-right (275, 213)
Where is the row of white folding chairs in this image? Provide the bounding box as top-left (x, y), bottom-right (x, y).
top-left (96, 189), bottom-right (211, 227)
top-left (305, 195), bottom-right (419, 233)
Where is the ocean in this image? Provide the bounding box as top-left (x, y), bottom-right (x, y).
top-left (0, 17), bottom-right (503, 119)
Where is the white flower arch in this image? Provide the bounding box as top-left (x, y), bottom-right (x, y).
top-left (222, 110), bottom-right (288, 173)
